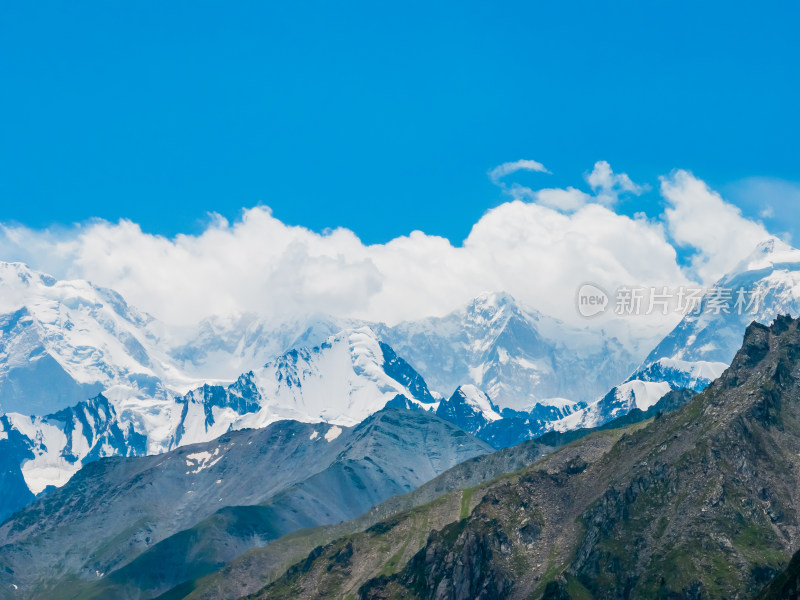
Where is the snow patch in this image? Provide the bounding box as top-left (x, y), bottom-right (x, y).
top-left (324, 425), bottom-right (342, 442)
top-left (185, 448), bottom-right (223, 474)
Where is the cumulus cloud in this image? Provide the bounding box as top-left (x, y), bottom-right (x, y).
top-left (585, 160), bottom-right (646, 205)
top-left (0, 203), bottom-right (687, 351)
top-left (533, 187), bottom-right (592, 211)
top-left (0, 163), bottom-right (780, 349)
top-left (660, 170), bottom-right (772, 283)
top-left (490, 160), bottom-right (643, 211)
top-left (488, 159), bottom-right (550, 185)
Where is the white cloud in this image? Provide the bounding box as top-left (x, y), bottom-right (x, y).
top-left (585, 160), bottom-right (646, 206)
top-left (0, 201), bottom-right (687, 342)
top-left (489, 160), bottom-right (643, 211)
top-left (660, 170), bottom-right (772, 284)
top-left (0, 163), bottom-right (780, 350)
top-left (488, 159), bottom-right (550, 185)
top-left (533, 187), bottom-right (592, 211)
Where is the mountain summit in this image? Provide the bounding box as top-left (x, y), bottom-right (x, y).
top-left (378, 291), bottom-right (638, 411)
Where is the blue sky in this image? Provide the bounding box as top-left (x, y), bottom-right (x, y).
top-left (1, 1), bottom-right (798, 245)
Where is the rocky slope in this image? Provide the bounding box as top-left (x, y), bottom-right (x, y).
top-left (0, 408), bottom-right (490, 600)
top-left (154, 428), bottom-right (566, 600)
top-left (256, 315), bottom-right (800, 600)
top-left (162, 389), bottom-right (690, 600)
top-left (756, 546), bottom-right (800, 599)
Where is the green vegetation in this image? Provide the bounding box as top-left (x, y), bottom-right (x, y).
top-left (460, 487), bottom-right (473, 519)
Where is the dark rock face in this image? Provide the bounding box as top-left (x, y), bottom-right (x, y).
top-left (400, 523), bottom-right (512, 600)
top-left (379, 342), bottom-right (436, 404)
top-left (756, 546), bottom-right (800, 599)
top-left (0, 416), bottom-right (35, 522)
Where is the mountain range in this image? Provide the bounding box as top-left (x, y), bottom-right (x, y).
top-left (1, 237), bottom-right (800, 519)
top-left (0, 408), bottom-right (491, 599)
top-left (253, 314), bottom-right (800, 599)
top-left (0, 238), bottom-right (799, 598)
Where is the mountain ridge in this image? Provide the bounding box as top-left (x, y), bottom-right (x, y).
top-left (0, 408), bottom-right (492, 600)
top-left (256, 314), bottom-right (800, 599)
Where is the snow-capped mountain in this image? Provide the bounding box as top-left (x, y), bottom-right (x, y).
top-left (167, 312), bottom-right (354, 381)
top-left (0, 263), bottom-right (657, 507)
top-left (168, 292), bottom-right (643, 412)
top-left (13, 242), bottom-right (800, 509)
top-left (432, 384), bottom-right (577, 448)
top-left (556, 238), bottom-right (800, 430)
top-left (171, 326), bottom-right (436, 445)
top-left (435, 384), bottom-right (502, 432)
top-left (376, 292), bottom-right (639, 411)
top-left (0, 326), bottom-right (436, 505)
top-left (0, 262), bottom-right (211, 416)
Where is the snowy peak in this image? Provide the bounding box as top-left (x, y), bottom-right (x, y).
top-left (168, 312), bottom-right (350, 381)
top-left (453, 384), bottom-right (502, 422)
top-left (253, 327), bottom-right (435, 426)
top-left (432, 383), bottom-right (578, 449)
top-left (643, 239), bottom-right (800, 368)
top-left (434, 385), bottom-right (502, 439)
top-left (0, 262), bottom-right (210, 416)
top-left (378, 291), bottom-right (638, 411)
top-left (728, 236), bottom-right (800, 275)
top-left (0, 261), bottom-right (151, 330)
top-left (464, 291), bottom-right (530, 323)
top-left (150, 326), bottom-right (438, 448)
top-left (560, 239), bottom-right (800, 432)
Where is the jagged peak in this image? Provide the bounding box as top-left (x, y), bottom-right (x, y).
top-left (715, 315), bottom-right (800, 394)
top-left (469, 291), bottom-right (517, 310)
top-left (0, 260), bottom-right (71, 289)
top-left (464, 291), bottom-right (545, 324)
top-left (746, 313), bottom-right (799, 341)
top-left (451, 384), bottom-right (502, 421)
top-left (728, 237), bottom-right (800, 275)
